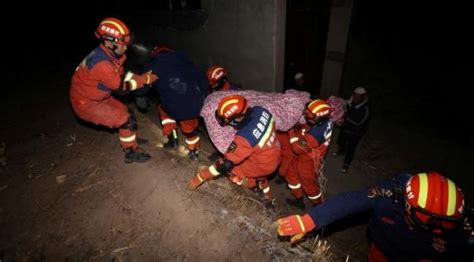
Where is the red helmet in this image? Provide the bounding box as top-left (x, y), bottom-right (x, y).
top-left (207, 65), bottom-right (227, 88)
top-left (305, 99), bottom-right (330, 121)
top-left (151, 45), bottom-right (173, 57)
top-left (215, 95), bottom-right (249, 126)
top-left (95, 17), bottom-right (133, 45)
top-left (405, 172), bottom-right (465, 234)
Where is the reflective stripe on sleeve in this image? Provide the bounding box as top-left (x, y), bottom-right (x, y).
top-left (145, 74), bottom-right (151, 84)
top-left (124, 71), bottom-right (134, 82)
top-left (129, 79), bottom-right (138, 90)
top-left (196, 173), bottom-right (204, 182)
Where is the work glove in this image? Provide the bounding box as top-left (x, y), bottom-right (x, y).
top-left (188, 166), bottom-right (212, 190)
top-left (125, 70), bottom-right (158, 90)
top-left (277, 214), bottom-right (316, 244)
top-left (230, 175), bottom-right (244, 186)
top-left (135, 96), bottom-right (150, 112)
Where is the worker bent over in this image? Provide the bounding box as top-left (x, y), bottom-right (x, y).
top-left (188, 94), bottom-right (281, 206)
top-left (134, 45), bottom-right (208, 160)
top-left (207, 65), bottom-right (240, 93)
top-left (70, 17), bottom-right (158, 163)
top-left (277, 172), bottom-right (474, 261)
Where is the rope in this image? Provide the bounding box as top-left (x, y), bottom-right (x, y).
top-left (294, 141), bottom-right (328, 201)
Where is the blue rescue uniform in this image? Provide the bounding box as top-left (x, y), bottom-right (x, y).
top-left (135, 50), bottom-right (208, 120)
top-left (308, 174), bottom-right (474, 261)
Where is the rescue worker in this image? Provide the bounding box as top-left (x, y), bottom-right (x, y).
top-left (333, 87), bottom-right (370, 173)
top-left (188, 94), bottom-right (281, 206)
top-left (207, 65), bottom-right (239, 93)
top-left (277, 172), bottom-right (474, 261)
top-left (134, 45), bottom-right (208, 160)
top-left (70, 17), bottom-right (158, 163)
top-left (206, 65), bottom-right (240, 161)
top-left (285, 99), bottom-right (333, 209)
top-left (274, 131), bottom-right (296, 185)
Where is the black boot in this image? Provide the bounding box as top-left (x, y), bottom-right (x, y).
top-left (264, 198), bottom-right (277, 210)
top-left (341, 164), bottom-right (349, 173)
top-left (286, 198), bottom-right (305, 211)
top-left (251, 186), bottom-right (262, 197)
top-left (124, 148), bottom-right (151, 163)
top-left (164, 131), bottom-right (178, 148)
top-left (188, 149), bottom-right (199, 161)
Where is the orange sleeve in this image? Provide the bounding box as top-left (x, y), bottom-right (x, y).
top-left (224, 135), bottom-right (253, 165)
top-left (90, 60), bottom-right (122, 91)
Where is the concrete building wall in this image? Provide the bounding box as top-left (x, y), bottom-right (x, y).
top-left (138, 0), bottom-right (286, 92)
top-left (320, 0), bottom-right (354, 98)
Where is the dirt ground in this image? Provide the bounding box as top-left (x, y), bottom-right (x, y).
top-left (1, 72), bottom-right (473, 261)
top-left (0, 77), bottom-right (328, 261)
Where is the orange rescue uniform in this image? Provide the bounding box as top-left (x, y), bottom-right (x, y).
top-left (70, 45), bottom-right (138, 149)
top-left (285, 120), bottom-right (333, 204)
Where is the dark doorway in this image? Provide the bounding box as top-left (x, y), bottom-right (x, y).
top-left (284, 0), bottom-right (331, 97)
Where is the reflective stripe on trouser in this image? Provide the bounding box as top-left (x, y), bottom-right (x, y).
top-left (285, 160), bottom-right (304, 198)
top-left (180, 118), bottom-right (199, 150)
top-left (298, 156), bottom-right (323, 204)
top-left (158, 106), bottom-right (177, 136)
top-left (307, 192), bottom-right (322, 204)
top-left (119, 128), bottom-right (138, 149)
top-left (185, 136), bottom-right (200, 151)
top-left (288, 182), bottom-right (303, 199)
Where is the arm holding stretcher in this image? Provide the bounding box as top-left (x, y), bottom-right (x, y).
top-left (188, 136), bottom-right (252, 190)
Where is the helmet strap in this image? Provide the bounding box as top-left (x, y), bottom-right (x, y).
top-left (110, 42), bottom-right (123, 58)
top-left (406, 202), bottom-right (464, 235)
top-left (102, 38), bottom-right (123, 58)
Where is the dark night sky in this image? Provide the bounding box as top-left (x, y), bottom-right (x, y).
top-left (352, 2), bottom-right (473, 136)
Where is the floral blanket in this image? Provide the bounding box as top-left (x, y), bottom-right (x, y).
top-left (327, 96), bottom-right (347, 127)
top-left (200, 89), bottom-right (311, 153)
